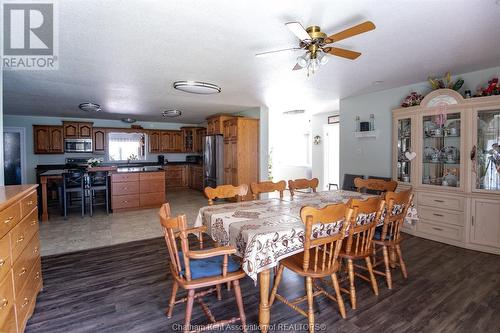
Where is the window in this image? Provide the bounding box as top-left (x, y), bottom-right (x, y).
top-left (276, 114), bottom-right (311, 166)
top-left (108, 132), bottom-right (146, 161)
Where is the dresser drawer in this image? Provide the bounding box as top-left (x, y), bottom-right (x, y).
top-left (417, 220), bottom-right (464, 241)
top-left (10, 208), bottom-right (39, 262)
top-left (139, 172), bottom-right (165, 181)
top-left (139, 192), bottom-right (165, 207)
top-left (15, 262), bottom-right (40, 333)
top-left (418, 206), bottom-right (464, 227)
top-left (0, 204), bottom-right (21, 239)
top-left (20, 191), bottom-right (37, 218)
top-left (0, 304), bottom-right (16, 333)
top-left (0, 236), bottom-right (11, 283)
top-left (112, 194), bottom-right (140, 210)
top-left (0, 272), bottom-right (15, 325)
top-left (12, 233), bottom-right (39, 298)
top-left (140, 180), bottom-right (165, 194)
top-left (417, 192), bottom-right (464, 211)
top-left (112, 181), bottom-right (139, 195)
top-left (111, 173), bottom-right (140, 183)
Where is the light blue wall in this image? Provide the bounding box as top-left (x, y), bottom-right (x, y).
top-left (3, 115), bottom-right (201, 184)
top-left (339, 66), bottom-right (500, 186)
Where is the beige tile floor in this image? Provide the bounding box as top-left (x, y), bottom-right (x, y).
top-left (39, 189), bottom-right (208, 256)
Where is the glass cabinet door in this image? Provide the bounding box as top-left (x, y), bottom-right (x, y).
top-left (422, 112), bottom-right (461, 187)
top-left (475, 109), bottom-right (500, 191)
top-left (396, 118), bottom-right (412, 182)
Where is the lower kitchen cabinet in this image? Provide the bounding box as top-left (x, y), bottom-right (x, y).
top-left (111, 171), bottom-right (165, 211)
top-left (165, 165), bottom-right (204, 191)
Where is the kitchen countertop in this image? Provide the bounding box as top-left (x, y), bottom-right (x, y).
top-left (40, 167), bottom-right (165, 176)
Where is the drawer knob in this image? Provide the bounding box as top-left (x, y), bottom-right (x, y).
top-left (3, 217), bottom-right (13, 224)
top-left (33, 246), bottom-right (39, 254)
top-left (21, 297), bottom-right (29, 308)
top-left (19, 267), bottom-right (27, 276)
top-left (27, 200), bottom-right (33, 205)
top-left (16, 235), bottom-right (24, 243)
top-left (0, 298), bottom-right (8, 309)
top-left (35, 272), bottom-right (40, 280)
top-left (0, 259), bottom-right (4, 267)
top-left (31, 220), bottom-right (37, 226)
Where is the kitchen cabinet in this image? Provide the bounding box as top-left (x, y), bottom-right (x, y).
top-left (188, 165), bottom-right (204, 191)
top-left (165, 165), bottom-right (188, 188)
top-left (391, 89), bottom-right (500, 255)
top-left (149, 131), bottom-right (160, 153)
top-left (195, 127), bottom-right (206, 153)
top-left (172, 131), bottom-right (183, 152)
top-left (111, 171), bottom-right (165, 212)
top-left (181, 127), bottom-right (207, 153)
top-left (222, 118), bottom-right (259, 201)
top-left (33, 125), bottom-right (64, 154)
top-left (92, 128), bottom-right (107, 154)
top-left (206, 115), bottom-right (235, 135)
top-left (63, 121), bottom-right (93, 138)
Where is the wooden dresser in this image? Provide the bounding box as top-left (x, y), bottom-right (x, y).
top-left (0, 185), bottom-right (42, 333)
top-left (111, 171), bottom-right (166, 212)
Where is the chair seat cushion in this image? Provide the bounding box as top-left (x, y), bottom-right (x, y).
top-left (178, 251), bottom-right (241, 280)
top-left (374, 226), bottom-right (391, 241)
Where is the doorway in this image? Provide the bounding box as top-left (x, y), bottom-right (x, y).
top-left (3, 127), bottom-right (26, 185)
top-left (323, 122), bottom-right (339, 189)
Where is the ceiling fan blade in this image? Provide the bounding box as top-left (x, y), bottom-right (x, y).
top-left (325, 21), bottom-right (376, 43)
top-left (285, 22), bottom-right (311, 41)
top-left (255, 47), bottom-right (302, 57)
top-left (292, 63), bottom-right (303, 71)
top-left (325, 47), bottom-right (361, 60)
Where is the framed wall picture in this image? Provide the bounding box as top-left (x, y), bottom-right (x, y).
top-left (328, 115), bottom-right (339, 124)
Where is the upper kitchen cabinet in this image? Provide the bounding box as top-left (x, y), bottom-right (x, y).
top-left (92, 128), bottom-right (107, 154)
top-left (206, 114), bottom-right (235, 135)
top-left (63, 121), bottom-right (93, 138)
top-left (181, 127), bottom-right (206, 153)
top-left (149, 130), bottom-right (161, 153)
top-left (33, 125), bottom-right (64, 154)
top-left (194, 127), bottom-right (206, 153)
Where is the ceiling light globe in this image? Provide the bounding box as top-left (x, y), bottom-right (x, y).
top-left (297, 55), bottom-right (308, 67)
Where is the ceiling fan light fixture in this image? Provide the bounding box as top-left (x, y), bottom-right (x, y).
top-left (297, 54), bottom-right (308, 67)
top-left (173, 81), bottom-right (221, 94)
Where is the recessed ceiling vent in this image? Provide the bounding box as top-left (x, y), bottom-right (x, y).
top-left (79, 102), bottom-right (101, 112)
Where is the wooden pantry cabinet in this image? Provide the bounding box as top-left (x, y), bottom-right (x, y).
top-left (222, 118), bottom-right (259, 201)
top-left (206, 114), bottom-right (235, 135)
top-left (0, 185), bottom-right (42, 333)
top-left (392, 89), bottom-right (500, 254)
top-left (111, 171), bottom-right (165, 212)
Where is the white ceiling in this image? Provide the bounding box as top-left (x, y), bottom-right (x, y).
top-left (4, 0), bottom-right (500, 123)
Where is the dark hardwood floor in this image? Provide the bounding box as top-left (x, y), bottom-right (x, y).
top-left (26, 235), bottom-right (500, 332)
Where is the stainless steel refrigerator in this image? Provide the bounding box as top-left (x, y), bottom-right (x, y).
top-left (203, 135), bottom-right (224, 188)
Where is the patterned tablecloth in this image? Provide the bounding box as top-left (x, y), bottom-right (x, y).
top-left (194, 190), bottom-right (418, 281)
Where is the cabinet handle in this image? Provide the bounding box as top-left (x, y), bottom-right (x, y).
top-left (4, 217), bottom-right (13, 224)
top-left (16, 235), bottom-right (24, 243)
top-left (19, 267), bottom-right (27, 276)
top-left (33, 246), bottom-right (39, 254)
top-left (0, 298), bottom-right (8, 309)
top-left (27, 200), bottom-right (33, 205)
top-left (432, 227), bottom-right (443, 231)
top-left (21, 297), bottom-right (29, 308)
top-left (31, 220), bottom-right (37, 226)
top-left (0, 259), bottom-right (4, 267)
top-left (434, 199), bottom-right (444, 203)
top-left (35, 272), bottom-right (40, 280)
top-left (433, 213), bottom-right (444, 217)
top-left (471, 216), bottom-right (474, 226)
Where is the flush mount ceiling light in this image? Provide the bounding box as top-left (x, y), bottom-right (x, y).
top-left (283, 109), bottom-right (305, 115)
top-left (78, 102), bottom-right (101, 112)
top-left (173, 81), bottom-right (221, 94)
top-left (162, 109), bottom-right (182, 117)
top-left (121, 118), bottom-right (136, 123)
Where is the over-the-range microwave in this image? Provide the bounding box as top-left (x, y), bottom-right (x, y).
top-left (64, 138), bottom-right (93, 153)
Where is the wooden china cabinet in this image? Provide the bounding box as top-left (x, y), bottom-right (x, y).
top-left (392, 89), bottom-right (500, 254)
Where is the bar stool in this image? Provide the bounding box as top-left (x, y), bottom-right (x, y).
top-left (63, 171), bottom-right (86, 218)
top-left (88, 171), bottom-right (109, 216)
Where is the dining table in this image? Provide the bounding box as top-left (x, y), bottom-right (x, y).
top-left (194, 189), bottom-right (418, 332)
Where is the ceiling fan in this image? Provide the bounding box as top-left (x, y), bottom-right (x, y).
top-left (256, 21), bottom-right (376, 75)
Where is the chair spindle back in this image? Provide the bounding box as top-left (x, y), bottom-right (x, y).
top-left (204, 184), bottom-right (248, 205)
top-left (381, 189), bottom-right (414, 243)
top-left (354, 178), bottom-right (397, 196)
top-left (250, 180), bottom-right (286, 200)
top-left (288, 178), bottom-right (319, 197)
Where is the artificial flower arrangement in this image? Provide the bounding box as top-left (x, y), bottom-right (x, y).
top-left (474, 78), bottom-right (500, 97)
top-left (428, 71), bottom-right (464, 91)
top-left (87, 157), bottom-right (103, 168)
top-left (401, 92), bottom-right (424, 107)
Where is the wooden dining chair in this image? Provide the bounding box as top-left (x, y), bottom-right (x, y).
top-left (372, 189), bottom-right (414, 289)
top-left (354, 177), bottom-right (397, 196)
top-left (250, 180), bottom-right (286, 200)
top-left (339, 197), bottom-right (385, 310)
top-left (204, 184), bottom-right (248, 205)
top-left (159, 203), bottom-right (247, 333)
top-left (288, 178), bottom-right (319, 198)
top-left (269, 203), bottom-right (353, 332)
